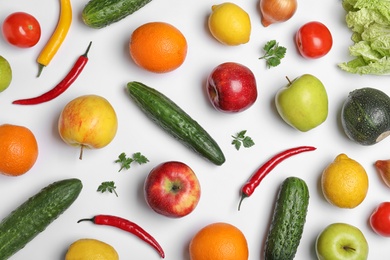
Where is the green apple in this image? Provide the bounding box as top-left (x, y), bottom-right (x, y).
top-left (275, 74), bottom-right (328, 132)
top-left (0, 56), bottom-right (12, 92)
top-left (316, 223), bottom-right (369, 260)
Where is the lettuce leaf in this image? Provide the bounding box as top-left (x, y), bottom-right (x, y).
top-left (338, 0), bottom-right (390, 75)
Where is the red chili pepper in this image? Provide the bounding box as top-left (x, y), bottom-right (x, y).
top-left (78, 214), bottom-right (165, 258)
top-left (12, 41), bottom-right (92, 105)
top-left (238, 145), bottom-right (316, 210)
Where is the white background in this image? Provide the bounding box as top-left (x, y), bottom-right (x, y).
top-left (1, 0), bottom-right (389, 259)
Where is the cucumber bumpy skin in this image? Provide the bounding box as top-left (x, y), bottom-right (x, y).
top-left (127, 81), bottom-right (226, 166)
top-left (264, 176), bottom-right (309, 260)
top-left (82, 0), bottom-right (153, 29)
top-left (0, 178), bottom-right (83, 260)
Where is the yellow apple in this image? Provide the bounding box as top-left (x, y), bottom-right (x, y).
top-left (58, 94), bottom-right (118, 159)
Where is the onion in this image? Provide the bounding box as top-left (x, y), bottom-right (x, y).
top-left (259, 0), bottom-right (297, 27)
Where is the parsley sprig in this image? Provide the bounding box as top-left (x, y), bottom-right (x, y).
top-left (259, 40), bottom-right (286, 68)
top-left (115, 152), bottom-right (149, 172)
top-left (232, 130), bottom-right (255, 150)
top-left (97, 181), bottom-right (118, 197)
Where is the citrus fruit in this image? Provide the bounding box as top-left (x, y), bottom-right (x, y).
top-left (189, 222), bottom-right (249, 260)
top-left (0, 56), bottom-right (12, 92)
top-left (208, 2), bottom-right (251, 46)
top-left (0, 124), bottom-right (38, 176)
top-left (65, 238), bottom-right (119, 260)
top-left (321, 153), bottom-right (369, 208)
top-left (129, 22), bottom-right (187, 73)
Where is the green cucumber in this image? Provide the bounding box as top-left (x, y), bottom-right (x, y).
top-left (264, 176), bottom-right (309, 260)
top-left (0, 178), bottom-right (82, 259)
top-left (126, 81), bottom-right (226, 166)
top-left (82, 0), bottom-right (153, 29)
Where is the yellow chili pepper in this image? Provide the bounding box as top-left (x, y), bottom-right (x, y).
top-left (37, 0), bottom-right (72, 77)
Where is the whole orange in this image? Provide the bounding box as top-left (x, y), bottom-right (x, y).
top-left (189, 222), bottom-right (249, 260)
top-left (0, 124), bottom-right (38, 176)
top-left (129, 22), bottom-right (187, 73)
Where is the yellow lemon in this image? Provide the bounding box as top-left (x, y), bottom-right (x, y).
top-left (0, 56), bottom-right (12, 92)
top-left (321, 153), bottom-right (368, 208)
top-left (65, 238), bottom-right (119, 260)
top-left (208, 2), bottom-right (251, 46)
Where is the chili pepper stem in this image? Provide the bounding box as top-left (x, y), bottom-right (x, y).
top-left (37, 64), bottom-right (45, 77)
top-left (83, 41), bottom-right (92, 57)
top-left (77, 218), bottom-right (93, 223)
top-left (238, 193), bottom-right (248, 211)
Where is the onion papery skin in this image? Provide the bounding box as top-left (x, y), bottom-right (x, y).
top-left (259, 0), bottom-right (297, 27)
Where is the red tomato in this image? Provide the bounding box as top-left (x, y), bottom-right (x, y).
top-left (370, 202), bottom-right (390, 237)
top-left (295, 21), bottom-right (332, 59)
top-left (2, 12), bottom-right (41, 48)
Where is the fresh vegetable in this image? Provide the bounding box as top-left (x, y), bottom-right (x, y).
top-left (2, 12), bottom-right (41, 48)
top-left (13, 42), bottom-right (92, 105)
top-left (264, 176), bottom-right (309, 260)
top-left (338, 0), bottom-right (390, 75)
top-left (341, 87), bottom-right (390, 145)
top-left (78, 214), bottom-right (165, 258)
top-left (0, 178), bottom-right (82, 260)
top-left (231, 130), bottom-right (255, 150)
top-left (259, 40), bottom-right (286, 68)
top-left (82, 0), bottom-right (153, 29)
top-left (370, 202), bottom-right (390, 237)
top-left (259, 0), bottom-right (297, 27)
top-left (115, 152), bottom-right (149, 172)
top-left (97, 181), bottom-right (118, 197)
top-left (295, 21), bottom-right (333, 59)
top-left (375, 159), bottom-right (390, 188)
top-left (238, 146), bottom-right (316, 210)
top-left (126, 81), bottom-right (225, 166)
top-left (36, 0), bottom-right (72, 77)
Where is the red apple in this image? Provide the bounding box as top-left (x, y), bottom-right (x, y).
top-left (206, 62), bottom-right (257, 113)
top-left (144, 161), bottom-right (201, 218)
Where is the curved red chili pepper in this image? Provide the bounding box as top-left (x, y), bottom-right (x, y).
top-left (238, 145), bottom-right (316, 211)
top-left (78, 214), bottom-right (165, 258)
top-left (12, 41), bottom-right (92, 105)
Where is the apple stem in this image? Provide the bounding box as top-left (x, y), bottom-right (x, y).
top-left (285, 76), bottom-right (292, 85)
top-left (79, 145), bottom-right (84, 160)
top-left (343, 246), bottom-right (356, 252)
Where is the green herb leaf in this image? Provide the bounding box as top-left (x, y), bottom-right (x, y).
top-left (259, 40), bottom-right (286, 68)
top-left (97, 181), bottom-right (118, 197)
top-left (115, 152), bottom-right (149, 172)
top-left (232, 130), bottom-right (255, 150)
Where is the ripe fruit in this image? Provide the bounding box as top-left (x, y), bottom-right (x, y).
top-left (2, 12), bottom-right (41, 48)
top-left (65, 238), bottom-right (119, 260)
top-left (370, 202), bottom-right (390, 237)
top-left (296, 21), bottom-right (333, 59)
top-left (144, 161), bottom-right (201, 218)
top-left (129, 22), bottom-right (187, 73)
top-left (0, 124), bottom-right (38, 176)
top-left (321, 153), bottom-right (368, 209)
top-left (275, 74), bottom-right (328, 132)
top-left (315, 223), bottom-right (369, 260)
top-left (58, 95), bottom-right (118, 160)
top-left (208, 2), bottom-right (251, 46)
top-left (0, 56), bottom-right (12, 92)
top-left (206, 62), bottom-right (258, 113)
top-left (189, 222), bottom-right (249, 260)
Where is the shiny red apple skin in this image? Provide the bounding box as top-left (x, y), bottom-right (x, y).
top-left (207, 62), bottom-right (257, 113)
top-left (144, 161), bottom-right (201, 218)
